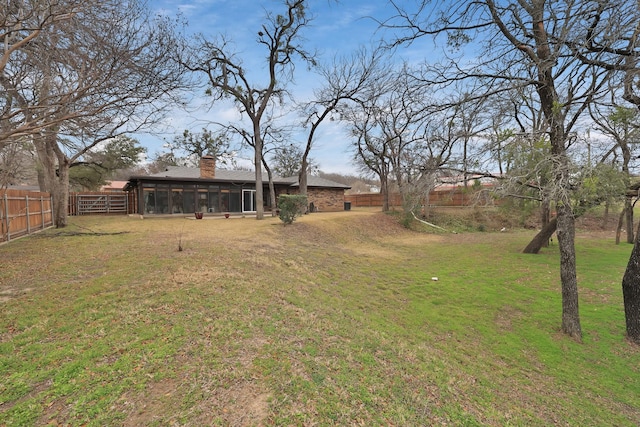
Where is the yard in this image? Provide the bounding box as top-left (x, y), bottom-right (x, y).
top-left (0, 209), bottom-right (638, 426)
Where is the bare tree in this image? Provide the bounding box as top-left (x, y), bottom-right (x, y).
top-left (452, 93), bottom-right (491, 189)
top-left (186, 0), bottom-right (314, 220)
top-left (590, 103), bottom-right (640, 243)
top-left (343, 63), bottom-right (426, 212)
top-left (68, 136), bottom-right (146, 191)
top-left (166, 129), bottom-right (230, 168)
top-left (384, 0), bottom-right (623, 340)
top-left (0, 137), bottom-right (35, 189)
top-left (346, 94), bottom-right (393, 211)
top-left (619, 54), bottom-right (640, 342)
top-left (376, 68), bottom-right (433, 213)
top-left (297, 47), bottom-right (390, 197)
top-left (2, 0), bottom-right (188, 227)
top-left (221, 119), bottom-right (290, 216)
top-left (545, 0), bottom-right (640, 344)
top-left (271, 143), bottom-right (318, 177)
top-left (0, 0), bottom-right (86, 146)
top-left (347, 64), bottom-right (482, 216)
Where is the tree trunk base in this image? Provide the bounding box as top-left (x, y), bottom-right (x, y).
top-left (523, 218), bottom-right (558, 254)
top-left (622, 226), bottom-right (640, 345)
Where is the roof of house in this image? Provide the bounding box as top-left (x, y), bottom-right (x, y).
top-left (129, 166), bottom-right (350, 189)
top-left (285, 175), bottom-right (352, 189)
top-left (149, 166), bottom-right (268, 181)
top-left (101, 180), bottom-right (128, 191)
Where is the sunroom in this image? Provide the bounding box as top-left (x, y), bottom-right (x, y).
top-left (124, 156), bottom-right (351, 216)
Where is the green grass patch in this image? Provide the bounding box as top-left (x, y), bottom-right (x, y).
top-left (0, 211), bottom-right (638, 425)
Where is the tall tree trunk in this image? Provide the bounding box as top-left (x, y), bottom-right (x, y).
top-left (33, 128), bottom-right (70, 227)
top-left (621, 220), bottom-right (640, 344)
top-left (380, 173), bottom-right (389, 212)
top-left (526, 0), bottom-right (581, 340)
top-left (602, 200), bottom-right (609, 231)
top-left (423, 190), bottom-right (432, 219)
top-left (34, 132), bottom-right (56, 193)
top-left (268, 178), bottom-right (277, 216)
top-left (253, 123), bottom-right (264, 220)
top-left (299, 137), bottom-right (310, 198)
top-left (50, 133), bottom-right (70, 228)
top-left (266, 171), bottom-right (276, 216)
top-left (52, 162), bottom-right (70, 228)
top-left (463, 138), bottom-right (468, 188)
top-left (616, 207), bottom-right (626, 245)
top-left (398, 180), bottom-right (411, 213)
top-left (621, 60), bottom-right (640, 344)
top-left (556, 204), bottom-right (581, 340)
top-left (36, 162), bottom-right (47, 192)
top-left (541, 199), bottom-right (550, 228)
top-left (298, 157), bottom-right (309, 213)
top-left (521, 194), bottom-right (583, 340)
top-left (261, 159), bottom-right (277, 216)
top-left (541, 198), bottom-right (551, 247)
top-left (298, 165), bottom-right (308, 196)
top-left (625, 197), bottom-right (634, 243)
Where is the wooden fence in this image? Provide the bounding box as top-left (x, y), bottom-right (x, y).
top-left (68, 192), bottom-right (135, 216)
top-left (1, 189), bottom-right (53, 243)
top-left (345, 187), bottom-right (495, 208)
top-left (344, 192), bottom-right (402, 207)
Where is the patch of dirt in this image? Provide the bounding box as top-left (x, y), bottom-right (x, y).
top-left (121, 378), bottom-right (180, 427)
top-left (285, 210), bottom-right (423, 246)
top-left (118, 329), bottom-right (273, 426)
top-left (191, 381), bottom-right (271, 427)
top-left (36, 230), bottom-right (130, 238)
top-left (343, 211), bottom-right (415, 238)
top-left (494, 305), bottom-right (524, 332)
top-left (0, 287), bottom-right (35, 303)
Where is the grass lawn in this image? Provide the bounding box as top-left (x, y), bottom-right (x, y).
top-left (0, 209), bottom-right (638, 426)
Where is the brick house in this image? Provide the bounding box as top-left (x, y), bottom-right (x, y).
top-left (124, 156), bottom-right (350, 216)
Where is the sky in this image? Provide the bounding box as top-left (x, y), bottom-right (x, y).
top-left (141, 0), bottom-right (428, 175)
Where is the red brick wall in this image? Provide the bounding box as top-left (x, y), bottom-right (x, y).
top-left (307, 188), bottom-right (346, 211)
top-left (199, 156), bottom-right (216, 179)
top-left (286, 187), bottom-right (346, 211)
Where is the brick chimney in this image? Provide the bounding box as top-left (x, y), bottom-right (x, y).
top-left (199, 155), bottom-right (216, 179)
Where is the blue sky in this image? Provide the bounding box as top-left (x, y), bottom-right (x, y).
top-left (141, 0), bottom-right (426, 174)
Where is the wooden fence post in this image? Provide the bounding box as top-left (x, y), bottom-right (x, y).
top-left (3, 193), bottom-right (9, 242)
top-left (26, 195), bottom-right (31, 234)
top-left (41, 196), bottom-right (45, 230)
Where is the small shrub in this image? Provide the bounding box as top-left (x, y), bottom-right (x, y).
top-left (400, 211), bottom-right (414, 229)
top-left (278, 195), bottom-right (308, 225)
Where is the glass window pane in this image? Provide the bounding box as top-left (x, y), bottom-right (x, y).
top-left (156, 190), bottom-right (169, 214)
top-left (143, 189), bottom-right (155, 214)
top-left (229, 191), bottom-right (241, 212)
top-left (243, 190), bottom-right (257, 212)
top-left (183, 190), bottom-right (195, 213)
top-left (197, 192), bottom-right (208, 213)
top-left (220, 191), bottom-right (230, 212)
top-left (171, 189), bottom-right (183, 213)
top-left (209, 191), bottom-right (219, 212)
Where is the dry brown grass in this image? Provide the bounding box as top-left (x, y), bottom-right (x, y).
top-left (0, 208), bottom-right (638, 426)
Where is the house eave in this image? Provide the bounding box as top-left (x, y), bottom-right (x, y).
top-left (124, 175), bottom-right (296, 190)
top-left (288, 184), bottom-right (351, 190)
